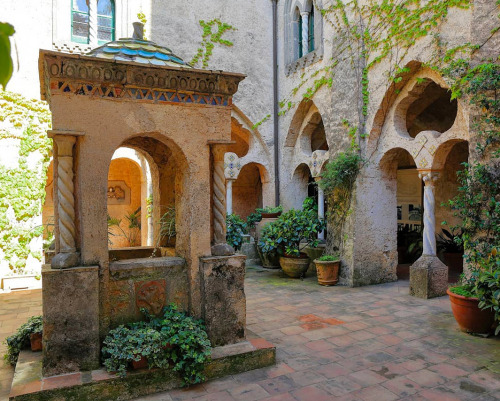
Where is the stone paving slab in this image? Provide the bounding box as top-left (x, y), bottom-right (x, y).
top-left (1, 267), bottom-right (500, 401)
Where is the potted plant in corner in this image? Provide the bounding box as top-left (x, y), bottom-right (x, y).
top-left (257, 205), bottom-right (283, 219)
top-left (314, 254), bottom-right (341, 286)
top-left (444, 163), bottom-right (500, 335)
top-left (259, 202), bottom-right (325, 278)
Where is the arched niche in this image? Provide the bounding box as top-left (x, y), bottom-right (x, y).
top-left (233, 162), bottom-right (271, 219)
top-left (289, 163), bottom-right (314, 209)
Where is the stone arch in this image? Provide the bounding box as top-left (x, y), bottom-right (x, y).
top-left (229, 117), bottom-right (250, 158)
top-left (232, 162), bottom-right (271, 218)
top-left (231, 105), bottom-right (271, 160)
top-left (289, 163), bottom-right (314, 209)
top-left (103, 132), bottom-right (191, 260)
top-left (286, 99), bottom-right (324, 149)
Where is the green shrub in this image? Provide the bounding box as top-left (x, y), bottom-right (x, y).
top-left (318, 254), bottom-right (340, 262)
top-left (259, 199), bottom-right (325, 257)
top-left (4, 315), bottom-right (42, 365)
top-left (257, 205), bottom-right (283, 214)
top-left (226, 213), bottom-right (247, 250)
top-left (102, 305), bottom-right (211, 384)
top-left (246, 211), bottom-right (262, 229)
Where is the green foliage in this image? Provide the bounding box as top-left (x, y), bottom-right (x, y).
top-left (475, 269), bottom-right (500, 335)
top-left (320, 150), bottom-right (361, 196)
top-left (102, 304), bottom-right (211, 384)
top-left (158, 205), bottom-right (176, 246)
top-left (259, 199), bottom-right (325, 257)
top-left (0, 23), bottom-right (15, 89)
top-left (190, 19), bottom-right (235, 68)
top-left (436, 228), bottom-right (464, 254)
top-left (318, 254), bottom-right (340, 262)
top-left (246, 211), bottom-right (262, 229)
top-left (0, 90), bottom-right (51, 274)
top-left (4, 315), bottom-right (43, 365)
top-left (257, 205), bottom-right (283, 214)
top-left (449, 285), bottom-right (474, 298)
top-left (107, 208), bottom-right (141, 247)
top-left (137, 12), bottom-right (148, 40)
top-left (226, 213), bottom-right (247, 250)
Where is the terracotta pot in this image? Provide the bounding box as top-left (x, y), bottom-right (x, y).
top-left (131, 355), bottom-right (148, 370)
top-left (256, 247), bottom-right (280, 269)
top-left (279, 254), bottom-right (310, 278)
top-left (260, 212), bottom-right (282, 218)
top-left (30, 332), bottom-right (42, 352)
top-left (447, 289), bottom-right (495, 334)
top-left (314, 259), bottom-right (340, 286)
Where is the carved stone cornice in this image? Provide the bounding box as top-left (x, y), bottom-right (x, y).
top-left (39, 50), bottom-right (246, 106)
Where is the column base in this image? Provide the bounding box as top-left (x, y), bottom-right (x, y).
top-left (409, 255), bottom-right (448, 299)
top-left (51, 252), bottom-right (80, 269)
top-left (211, 243), bottom-right (235, 256)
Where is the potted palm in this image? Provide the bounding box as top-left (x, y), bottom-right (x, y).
top-left (314, 254), bottom-right (341, 286)
top-left (259, 204), bottom-right (325, 278)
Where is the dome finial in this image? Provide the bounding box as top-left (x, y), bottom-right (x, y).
top-left (132, 22), bottom-right (144, 40)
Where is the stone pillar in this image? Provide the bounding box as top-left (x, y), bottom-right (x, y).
top-left (49, 132), bottom-right (83, 269)
top-left (409, 171), bottom-right (448, 299)
top-left (301, 11), bottom-right (310, 56)
top-left (211, 145), bottom-right (234, 256)
top-left (89, 0), bottom-right (98, 47)
top-left (315, 177), bottom-right (325, 240)
top-left (226, 178), bottom-right (234, 215)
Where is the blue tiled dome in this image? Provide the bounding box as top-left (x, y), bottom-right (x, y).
top-left (86, 38), bottom-right (192, 68)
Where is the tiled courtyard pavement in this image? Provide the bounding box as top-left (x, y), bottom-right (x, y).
top-left (1, 267), bottom-right (499, 401)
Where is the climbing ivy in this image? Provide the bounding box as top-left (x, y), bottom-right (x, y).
top-left (190, 19), bottom-right (235, 68)
top-left (276, 0), bottom-right (471, 142)
top-left (0, 90), bottom-right (51, 274)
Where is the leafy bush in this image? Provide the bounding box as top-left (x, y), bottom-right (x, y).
top-left (257, 205), bottom-right (283, 214)
top-left (259, 199), bottom-right (325, 257)
top-left (102, 305), bottom-right (211, 384)
top-left (246, 211), bottom-right (262, 229)
top-left (320, 150), bottom-right (361, 196)
top-left (318, 254), bottom-right (340, 262)
top-left (4, 315), bottom-right (42, 365)
top-left (226, 213), bottom-right (247, 250)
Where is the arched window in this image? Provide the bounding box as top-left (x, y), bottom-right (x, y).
top-left (298, 12), bottom-right (303, 59)
top-left (71, 0), bottom-right (115, 45)
top-left (308, 6), bottom-right (315, 52)
top-left (97, 0), bottom-right (115, 43)
top-left (71, 0), bottom-right (90, 44)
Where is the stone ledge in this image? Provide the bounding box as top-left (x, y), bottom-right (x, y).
top-left (10, 338), bottom-right (276, 401)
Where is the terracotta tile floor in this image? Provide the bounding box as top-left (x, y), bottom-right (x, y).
top-left (1, 267), bottom-right (499, 401)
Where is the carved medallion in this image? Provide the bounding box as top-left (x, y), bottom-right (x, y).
top-left (135, 280), bottom-right (166, 315)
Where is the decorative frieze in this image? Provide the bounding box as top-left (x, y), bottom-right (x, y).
top-left (39, 51), bottom-right (245, 106)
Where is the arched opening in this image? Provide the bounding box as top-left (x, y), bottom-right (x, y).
top-left (106, 136), bottom-right (183, 258)
top-left (290, 163), bottom-right (314, 209)
top-left (294, 7), bottom-right (302, 60)
top-left (228, 117), bottom-right (250, 158)
top-left (233, 163), bottom-right (270, 219)
top-left (380, 148), bottom-right (421, 280)
top-left (311, 119), bottom-right (328, 151)
top-left (399, 79), bottom-right (458, 138)
top-left (434, 140), bottom-right (469, 282)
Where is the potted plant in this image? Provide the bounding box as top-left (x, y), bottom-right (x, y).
top-left (257, 205), bottom-right (283, 219)
top-left (4, 315), bottom-right (43, 365)
top-left (444, 162), bottom-right (500, 335)
top-left (259, 201), bottom-right (325, 278)
top-left (314, 254), bottom-right (341, 286)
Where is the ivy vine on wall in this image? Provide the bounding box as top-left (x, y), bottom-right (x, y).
top-left (190, 19), bottom-right (236, 68)
top-left (0, 90), bottom-right (52, 274)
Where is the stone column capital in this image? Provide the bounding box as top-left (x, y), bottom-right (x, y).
top-left (300, 11), bottom-right (310, 17)
top-left (418, 170), bottom-right (441, 186)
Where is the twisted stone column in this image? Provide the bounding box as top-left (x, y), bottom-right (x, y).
top-left (211, 145), bottom-right (234, 256)
top-left (410, 170), bottom-right (447, 299)
top-left (300, 12), bottom-right (310, 56)
top-left (49, 133), bottom-right (82, 269)
top-left (315, 177), bottom-right (325, 240)
top-left (419, 171), bottom-right (439, 256)
top-left (89, 0), bottom-right (98, 47)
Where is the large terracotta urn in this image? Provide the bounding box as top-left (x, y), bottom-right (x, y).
top-left (279, 254), bottom-right (310, 278)
top-left (447, 289), bottom-right (495, 334)
top-left (314, 259), bottom-right (340, 286)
